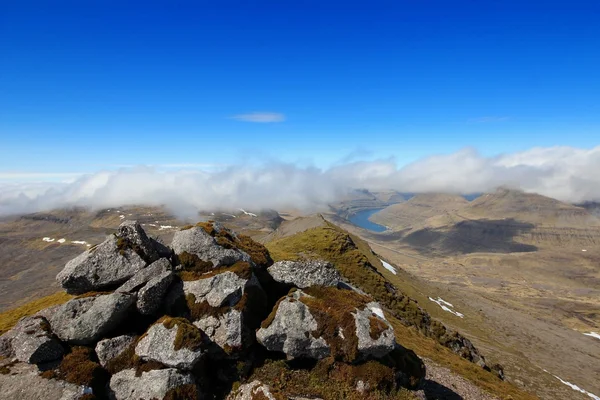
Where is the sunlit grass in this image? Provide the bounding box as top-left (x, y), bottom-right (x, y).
top-left (0, 292), bottom-right (73, 335)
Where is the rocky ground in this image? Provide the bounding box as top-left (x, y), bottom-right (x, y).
top-left (0, 220), bottom-right (429, 399)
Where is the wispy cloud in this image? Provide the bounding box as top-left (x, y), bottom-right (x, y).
top-left (2, 146), bottom-right (600, 218)
top-left (231, 112), bottom-right (285, 123)
top-left (467, 116), bottom-right (510, 124)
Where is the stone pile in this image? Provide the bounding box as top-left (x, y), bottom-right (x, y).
top-left (0, 221), bottom-right (426, 400)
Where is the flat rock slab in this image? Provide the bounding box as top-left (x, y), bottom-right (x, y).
top-left (117, 258), bottom-right (172, 293)
top-left (171, 227), bottom-right (251, 268)
top-left (109, 368), bottom-right (196, 400)
top-left (0, 360), bottom-right (89, 400)
top-left (183, 271), bottom-right (248, 308)
top-left (267, 260), bottom-right (341, 288)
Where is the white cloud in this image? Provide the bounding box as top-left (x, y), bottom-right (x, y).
top-left (2, 145), bottom-right (600, 218)
top-left (231, 112), bottom-right (285, 123)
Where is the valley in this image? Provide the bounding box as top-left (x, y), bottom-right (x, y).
top-left (327, 188), bottom-right (600, 400)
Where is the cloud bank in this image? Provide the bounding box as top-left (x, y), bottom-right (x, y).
top-left (2, 146), bottom-right (600, 218)
top-left (231, 112), bottom-right (285, 123)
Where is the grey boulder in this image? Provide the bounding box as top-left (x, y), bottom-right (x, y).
top-left (183, 271), bottom-right (249, 308)
top-left (135, 319), bottom-right (204, 370)
top-left (267, 260), bottom-right (341, 288)
top-left (353, 302), bottom-right (395, 359)
top-left (171, 226), bottom-right (251, 268)
top-left (193, 309), bottom-right (243, 351)
top-left (184, 269), bottom-right (264, 351)
top-left (56, 235), bottom-right (147, 295)
top-left (117, 220), bottom-right (161, 262)
top-left (256, 290), bottom-right (330, 359)
top-left (50, 292), bottom-right (136, 345)
top-left (117, 258), bottom-right (172, 293)
top-left (57, 220), bottom-right (162, 294)
top-left (109, 368), bottom-right (196, 400)
top-left (95, 335), bottom-right (136, 368)
top-left (136, 270), bottom-right (174, 315)
top-left (0, 316), bottom-right (63, 364)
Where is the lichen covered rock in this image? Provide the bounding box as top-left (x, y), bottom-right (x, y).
top-left (257, 287), bottom-right (396, 362)
top-left (49, 292), bottom-right (136, 345)
top-left (57, 220), bottom-right (164, 295)
top-left (109, 368), bottom-right (197, 400)
top-left (256, 290), bottom-right (330, 360)
top-left (226, 380), bottom-right (277, 400)
top-left (267, 260), bottom-right (341, 288)
top-left (117, 257), bottom-right (172, 293)
top-left (172, 226), bottom-right (251, 268)
top-left (95, 335), bottom-right (136, 368)
top-left (136, 270), bottom-right (174, 315)
top-left (1, 316), bottom-right (64, 364)
top-left (135, 317), bottom-right (205, 370)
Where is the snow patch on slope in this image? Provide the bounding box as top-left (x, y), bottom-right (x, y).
top-left (429, 297), bottom-right (464, 318)
top-left (239, 208), bottom-right (257, 217)
top-left (544, 370), bottom-right (600, 400)
top-left (584, 332), bottom-right (600, 340)
top-left (380, 259), bottom-right (397, 275)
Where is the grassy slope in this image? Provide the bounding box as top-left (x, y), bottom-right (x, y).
top-left (0, 291), bottom-right (72, 335)
top-left (266, 222), bottom-right (537, 400)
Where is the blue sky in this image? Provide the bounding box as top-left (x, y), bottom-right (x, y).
top-left (1, 1), bottom-right (599, 176)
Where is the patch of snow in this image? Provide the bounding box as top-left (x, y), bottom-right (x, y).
top-left (42, 237), bottom-right (55, 242)
top-left (437, 298), bottom-right (454, 308)
top-left (582, 249), bottom-right (587, 252)
top-left (128, 213), bottom-right (132, 216)
top-left (86, 244), bottom-right (91, 247)
top-left (149, 224), bottom-right (157, 227)
top-left (550, 374), bottom-right (600, 400)
top-left (380, 259), bottom-right (397, 275)
top-left (107, 209), bottom-right (111, 212)
top-left (368, 304), bottom-right (386, 320)
top-left (71, 240), bottom-right (87, 245)
top-left (57, 238), bottom-right (66, 244)
top-left (119, 215), bottom-right (125, 219)
top-left (239, 208), bottom-right (257, 217)
top-left (428, 297), bottom-right (464, 318)
top-left (211, 212), bottom-right (215, 216)
top-left (584, 332), bottom-right (600, 340)
top-left (159, 225), bottom-right (175, 230)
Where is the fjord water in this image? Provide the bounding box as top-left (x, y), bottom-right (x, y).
top-left (348, 208), bottom-right (387, 232)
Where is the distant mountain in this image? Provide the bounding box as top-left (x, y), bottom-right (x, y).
top-left (370, 188), bottom-right (600, 254)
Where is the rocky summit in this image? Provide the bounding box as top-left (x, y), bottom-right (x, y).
top-left (0, 220), bottom-right (429, 399)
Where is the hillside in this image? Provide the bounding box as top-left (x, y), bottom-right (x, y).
top-left (0, 218), bottom-right (538, 400)
top-left (332, 189), bottom-right (600, 400)
top-left (370, 188), bottom-right (600, 253)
